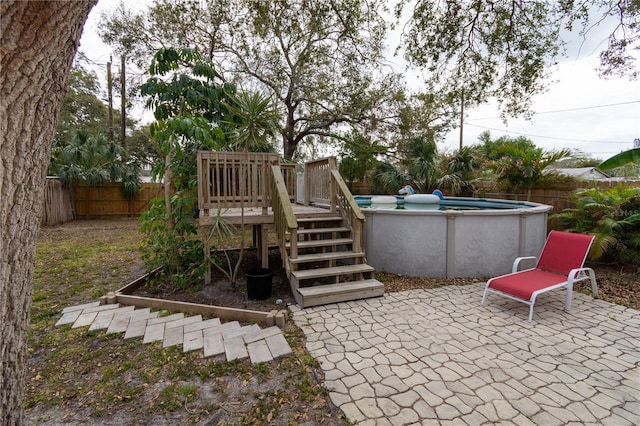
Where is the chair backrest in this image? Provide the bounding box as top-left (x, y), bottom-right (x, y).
top-left (537, 230), bottom-right (594, 275)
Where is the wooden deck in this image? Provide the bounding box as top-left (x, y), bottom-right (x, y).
top-left (198, 204), bottom-right (334, 226)
top-left (196, 152), bottom-right (384, 307)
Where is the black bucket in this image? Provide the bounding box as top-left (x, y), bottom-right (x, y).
top-left (246, 268), bottom-right (273, 300)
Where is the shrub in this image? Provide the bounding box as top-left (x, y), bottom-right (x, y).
top-left (553, 185), bottom-right (640, 265)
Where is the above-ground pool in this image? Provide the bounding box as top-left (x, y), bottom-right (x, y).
top-left (359, 196), bottom-right (553, 278)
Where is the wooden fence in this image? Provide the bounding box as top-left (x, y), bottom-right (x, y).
top-left (474, 180), bottom-right (640, 213)
top-left (74, 182), bottom-right (163, 219)
top-left (42, 177), bottom-right (75, 226)
top-left (41, 179), bottom-right (164, 224)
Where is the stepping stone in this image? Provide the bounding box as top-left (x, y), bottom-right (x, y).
top-left (72, 305), bottom-right (121, 328)
top-left (184, 318), bottom-right (221, 333)
top-left (89, 306), bottom-right (136, 331)
top-left (202, 321), bottom-right (241, 357)
top-left (203, 321), bottom-right (241, 338)
top-left (143, 323), bottom-right (166, 344)
top-left (204, 333), bottom-right (225, 358)
top-left (72, 312), bottom-right (99, 329)
top-left (225, 336), bottom-right (248, 361)
top-left (62, 301), bottom-right (100, 314)
top-left (147, 313), bottom-right (184, 326)
top-left (163, 325), bottom-right (184, 348)
top-left (123, 312), bottom-right (161, 339)
top-left (183, 330), bottom-right (204, 352)
top-left (106, 308), bottom-right (152, 334)
top-left (165, 315), bottom-right (202, 329)
top-left (222, 324), bottom-right (261, 341)
top-left (248, 340), bottom-right (273, 364)
top-left (243, 326), bottom-right (283, 344)
top-left (55, 310), bottom-right (83, 327)
top-left (140, 313), bottom-right (186, 342)
top-left (266, 333), bottom-right (293, 358)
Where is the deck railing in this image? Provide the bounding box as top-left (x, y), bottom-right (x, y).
top-left (197, 151), bottom-right (280, 216)
top-left (270, 164), bottom-right (298, 273)
top-left (196, 151), bottom-right (363, 270)
top-left (304, 156), bottom-right (365, 253)
top-left (304, 157), bottom-right (337, 211)
top-left (331, 169), bottom-right (365, 253)
top-left (280, 163), bottom-right (298, 202)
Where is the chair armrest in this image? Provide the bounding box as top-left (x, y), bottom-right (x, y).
top-left (568, 267), bottom-right (599, 297)
top-left (512, 256), bottom-right (537, 273)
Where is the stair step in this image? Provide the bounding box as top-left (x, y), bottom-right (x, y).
top-left (298, 279), bottom-right (384, 307)
top-left (296, 216), bottom-right (342, 223)
top-left (292, 264), bottom-right (374, 280)
top-left (286, 237), bottom-right (353, 249)
top-left (289, 251), bottom-right (365, 264)
top-left (296, 226), bottom-right (350, 235)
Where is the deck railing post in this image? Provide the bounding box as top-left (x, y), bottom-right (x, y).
top-left (329, 157), bottom-right (338, 213)
top-left (304, 165), bottom-right (310, 206)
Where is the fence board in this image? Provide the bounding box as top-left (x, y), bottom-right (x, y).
top-left (475, 180), bottom-right (640, 212)
top-left (73, 182), bottom-right (163, 219)
top-left (42, 177), bottom-right (75, 225)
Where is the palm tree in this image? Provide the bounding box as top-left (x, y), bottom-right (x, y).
top-left (405, 137), bottom-right (440, 193)
top-left (49, 130), bottom-right (140, 197)
top-left (494, 145), bottom-right (570, 200)
top-left (554, 185), bottom-right (640, 265)
top-left (223, 90), bottom-right (280, 152)
top-left (370, 161), bottom-right (406, 194)
top-left (437, 146), bottom-right (478, 196)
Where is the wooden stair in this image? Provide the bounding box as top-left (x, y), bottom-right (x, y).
top-left (285, 213), bottom-right (384, 308)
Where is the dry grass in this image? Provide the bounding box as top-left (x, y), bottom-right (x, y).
top-left (27, 219), bottom-right (347, 425)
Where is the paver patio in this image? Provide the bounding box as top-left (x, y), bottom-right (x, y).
top-left (292, 282), bottom-right (640, 425)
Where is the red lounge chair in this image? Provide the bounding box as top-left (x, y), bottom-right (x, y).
top-left (481, 231), bottom-right (599, 321)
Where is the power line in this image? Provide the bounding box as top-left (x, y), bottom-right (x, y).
top-left (466, 100), bottom-right (640, 121)
top-left (465, 123), bottom-right (633, 144)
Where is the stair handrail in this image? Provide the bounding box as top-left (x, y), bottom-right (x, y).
top-left (270, 164), bottom-right (298, 271)
top-left (330, 169), bottom-right (365, 253)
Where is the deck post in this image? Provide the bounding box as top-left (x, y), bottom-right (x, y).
top-left (329, 157), bottom-right (338, 213)
top-left (203, 226), bottom-right (211, 285)
top-left (261, 224), bottom-right (268, 268)
top-left (253, 224), bottom-right (269, 269)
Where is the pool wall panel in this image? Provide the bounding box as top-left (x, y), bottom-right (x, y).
top-left (361, 198), bottom-right (552, 279)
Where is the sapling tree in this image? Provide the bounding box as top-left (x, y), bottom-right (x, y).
top-left (139, 48), bottom-right (230, 286)
top-left (139, 47), bottom-right (281, 287)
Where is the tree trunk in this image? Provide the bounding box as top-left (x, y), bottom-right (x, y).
top-left (0, 1), bottom-right (96, 424)
top-left (164, 149), bottom-right (174, 229)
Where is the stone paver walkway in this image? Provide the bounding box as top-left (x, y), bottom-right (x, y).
top-left (56, 303), bottom-right (292, 364)
top-left (292, 283), bottom-right (640, 425)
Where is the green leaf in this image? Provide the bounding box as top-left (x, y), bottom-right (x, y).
top-left (598, 149), bottom-right (640, 171)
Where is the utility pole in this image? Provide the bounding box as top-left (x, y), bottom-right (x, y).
top-left (459, 88), bottom-right (464, 150)
top-left (120, 55), bottom-right (126, 150)
top-left (107, 56), bottom-right (114, 141)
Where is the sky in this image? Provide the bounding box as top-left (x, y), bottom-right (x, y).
top-left (79, 1), bottom-right (640, 161)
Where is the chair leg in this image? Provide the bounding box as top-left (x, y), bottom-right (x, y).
top-left (481, 282), bottom-right (491, 305)
top-left (587, 268), bottom-right (599, 299)
top-left (528, 303), bottom-right (534, 322)
top-left (565, 283), bottom-right (573, 313)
